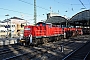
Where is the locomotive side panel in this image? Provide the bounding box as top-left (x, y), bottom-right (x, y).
top-left (46, 25), bottom-right (52, 36)
top-left (40, 26), bottom-right (46, 36)
top-left (33, 26), bottom-right (46, 37)
top-left (33, 26), bottom-right (40, 36)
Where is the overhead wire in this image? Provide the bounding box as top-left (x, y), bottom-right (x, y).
top-left (0, 7), bottom-right (33, 15)
top-left (0, 7), bottom-right (45, 19)
top-left (79, 0), bottom-right (87, 9)
top-left (53, 0), bottom-right (71, 12)
top-left (18, 0), bottom-right (49, 19)
top-left (18, 0), bottom-right (50, 11)
top-left (0, 0), bottom-right (49, 19)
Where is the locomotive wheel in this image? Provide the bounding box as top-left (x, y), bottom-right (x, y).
top-left (58, 36), bottom-right (61, 40)
top-left (21, 42), bottom-right (26, 46)
top-left (55, 36), bottom-right (58, 41)
top-left (34, 38), bottom-right (38, 46)
top-left (61, 35), bottom-right (64, 39)
top-left (43, 38), bottom-right (48, 44)
top-left (57, 36), bottom-right (59, 41)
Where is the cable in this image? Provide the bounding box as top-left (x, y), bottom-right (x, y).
top-left (79, 0), bottom-right (87, 9)
top-left (0, 7), bottom-right (45, 18)
top-left (0, 7), bottom-right (33, 16)
top-left (53, 0), bottom-right (71, 13)
top-left (18, 0), bottom-right (50, 11)
top-left (71, 4), bottom-right (89, 5)
top-left (53, 0), bottom-right (70, 4)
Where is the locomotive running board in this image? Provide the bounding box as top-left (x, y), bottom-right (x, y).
top-left (35, 36), bottom-right (48, 38)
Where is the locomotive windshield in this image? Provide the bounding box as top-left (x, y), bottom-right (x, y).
top-left (36, 22), bottom-right (46, 26)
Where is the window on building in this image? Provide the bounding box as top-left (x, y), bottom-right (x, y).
top-left (0, 30), bottom-right (5, 32)
top-left (0, 25), bottom-right (5, 27)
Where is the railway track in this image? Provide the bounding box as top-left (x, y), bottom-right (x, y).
top-left (0, 35), bottom-right (89, 60)
top-left (0, 45), bottom-right (29, 60)
top-left (62, 40), bottom-right (90, 60)
top-left (84, 51), bottom-right (90, 60)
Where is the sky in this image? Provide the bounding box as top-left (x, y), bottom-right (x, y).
top-left (0, 0), bottom-right (90, 24)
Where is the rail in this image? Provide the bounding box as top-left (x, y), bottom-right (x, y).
top-left (62, 41), bottom-right (90, 60)
top-left (84, 51), bottom-right (90, 60)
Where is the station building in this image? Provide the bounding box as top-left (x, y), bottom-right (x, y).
top-left (69, 9), bottom-right (90, 34)
top-left (46, 10), bottom-right (90, 28)
top-left (69, 10), bottom-right (90, 27)
top-left (46, 13), bottom-right (67, 27)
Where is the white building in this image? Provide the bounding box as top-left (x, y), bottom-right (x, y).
top-left (0, 17), bottom-right (27, 38)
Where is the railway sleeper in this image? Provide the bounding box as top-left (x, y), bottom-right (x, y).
top-left (3, 53), bottom-right (29, 60)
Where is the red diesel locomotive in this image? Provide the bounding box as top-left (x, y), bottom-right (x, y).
top-left (19, 22), bottom-right (83, 45)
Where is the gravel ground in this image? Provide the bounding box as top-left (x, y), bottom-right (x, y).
top-left (0, 35), bottom-right (90, 60)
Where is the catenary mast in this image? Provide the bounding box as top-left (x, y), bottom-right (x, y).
top-left (34, 0), bottom-right (36, 25)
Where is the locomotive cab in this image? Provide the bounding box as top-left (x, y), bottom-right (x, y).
top-left (36, 22), bottom-right (46, 26)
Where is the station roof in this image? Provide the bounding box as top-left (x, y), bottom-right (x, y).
top-left (70, 10), bottom-right (90, 21)
top-left (45, 16), bottom-right (67, 24)
top-left (10, 17), bottom-right (24, 20)
top-left (69, 10), bottom-right (90, 26)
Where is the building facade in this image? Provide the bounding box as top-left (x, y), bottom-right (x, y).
top-left (0, 17), bottom-right (27, 38)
